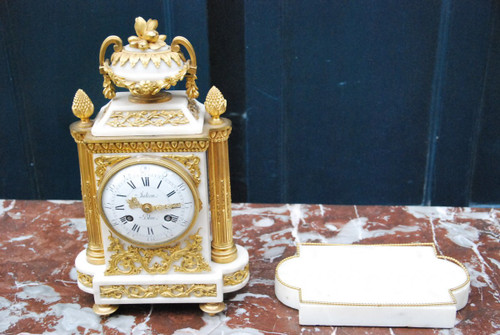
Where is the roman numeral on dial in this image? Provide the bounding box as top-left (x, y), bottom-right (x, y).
top-left (127, 181), bottom-right (136, 189)
top-left (167, 190), bottom-right (176, 197)
top-left (132, 224), bottom-right (140, 232)
top-left (142, 177), bottom-right (150, 187)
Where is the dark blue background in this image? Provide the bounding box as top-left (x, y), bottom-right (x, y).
top-left (1, 1), bottom-right (499, 206)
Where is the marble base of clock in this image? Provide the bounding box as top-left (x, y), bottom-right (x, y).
top-left (75, 245), bottom-right (249, 307)
top-left (275, 243), bottom-right (470, 328)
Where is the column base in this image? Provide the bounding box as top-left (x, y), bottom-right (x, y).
top-left (211, 244), bottom-right (238, 264)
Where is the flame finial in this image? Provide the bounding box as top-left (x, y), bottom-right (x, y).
top-left (128, 17), bottom-right (167, 50)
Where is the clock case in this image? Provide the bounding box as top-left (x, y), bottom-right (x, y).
top-left (70, 18), bottom-right (249, 315)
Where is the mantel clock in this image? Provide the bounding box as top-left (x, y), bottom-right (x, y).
top-left (71, 17), bottom-right (249, 315)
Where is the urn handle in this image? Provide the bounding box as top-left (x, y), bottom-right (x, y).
top-left (171, 36), bottom-right (199, 99)
top-left (98, 35), bottom-right (123, 99)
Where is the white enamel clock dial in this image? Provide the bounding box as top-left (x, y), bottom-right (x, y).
top-left (98, 157), bottom-right (199, 247)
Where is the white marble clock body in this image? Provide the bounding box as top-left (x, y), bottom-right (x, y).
top-left (92, 91), bottom-right (205, 136)
top-left (75, 91), bottom-right (250, 306)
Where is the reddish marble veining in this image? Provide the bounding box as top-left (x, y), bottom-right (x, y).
top-left (0, 200), bottom-right (498, 334)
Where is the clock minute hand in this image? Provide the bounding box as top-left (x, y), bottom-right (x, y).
top-left (154, 203), bottom-right (182, 211)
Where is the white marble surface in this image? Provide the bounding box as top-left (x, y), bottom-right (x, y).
top-left (91, 91), bottom-right (205, 136)
top-left (275, 243), bottom-right (469, 327)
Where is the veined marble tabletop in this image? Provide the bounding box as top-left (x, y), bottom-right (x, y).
top-left (0, 200), bottom-right (498, 334)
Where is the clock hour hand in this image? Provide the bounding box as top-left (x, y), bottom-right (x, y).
top-left (128, 197), bottom-right (155, 213)
top-left (127, 197), bottom-right (142, 209)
